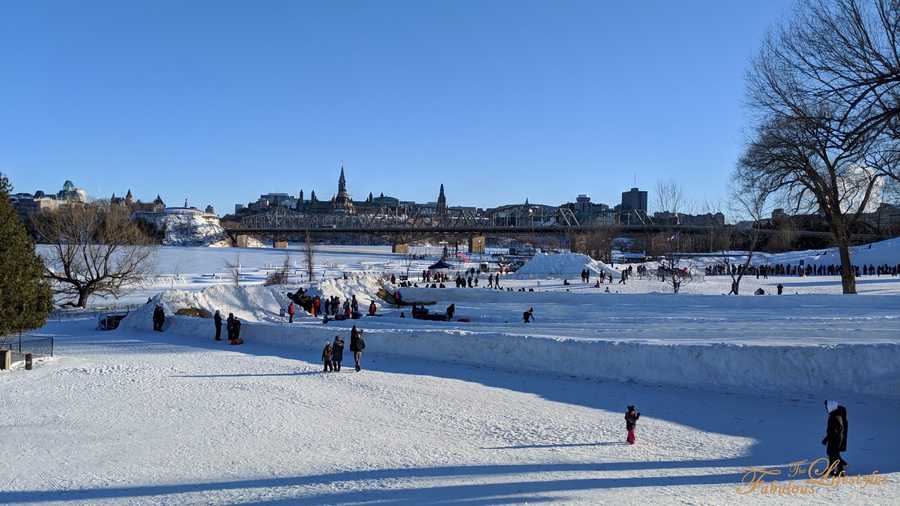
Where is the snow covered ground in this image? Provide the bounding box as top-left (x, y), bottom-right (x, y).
top-left (8, 242), bottom-right (899, 503)
top-left (2, 318), bottom-right (898, 505)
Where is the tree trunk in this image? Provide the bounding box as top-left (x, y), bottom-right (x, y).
top-left (77, 289), bottom-right (90, 308)
top-left (831, 217), bottom-right (857, 294)
top-left (836, 239), bottom-right (857, 294)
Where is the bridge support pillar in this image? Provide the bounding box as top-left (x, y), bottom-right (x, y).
top-left (468, 235), bottom-right (486, 254)
top-left (392, 243), bottom-right (410, 254)
top-left (235, 234), bottom-right (251, 248)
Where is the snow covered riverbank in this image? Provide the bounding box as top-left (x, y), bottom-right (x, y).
top-left (122, 284), bottom-right (900, 401)
top-left (3, 318), bottom-right (898, 505)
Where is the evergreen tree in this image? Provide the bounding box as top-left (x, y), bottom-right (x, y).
top-left (0, 175), bottom-right (53, 339)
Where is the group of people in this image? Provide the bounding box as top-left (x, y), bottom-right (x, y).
top-left (706, 262), bottom-right (900, 278)
top-left (321, 325), bottom-right (366, 372)
top-left (213, 310), bottom-right (243, 345)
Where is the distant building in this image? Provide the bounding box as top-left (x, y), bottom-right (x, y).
top-left (562, 194), bottom-right (613, 225)
top-left (620, 187), bottom-right (648, 213)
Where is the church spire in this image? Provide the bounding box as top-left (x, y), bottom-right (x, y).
top-left (437, 184), bottom-right (447, 215)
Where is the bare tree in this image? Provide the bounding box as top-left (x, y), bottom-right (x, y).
top-left (760, 0), bottom-right (900, 184)
top-left (721, 179), bottom-right (774, 294)
top-left (224, 253), bottom-right (241, 287)
top-left (654, 180), bottom-right (685, 223)
top-left (745, 10), bottom-right (900, 293)
top-left (34, 204), bottom-right (156, 308)
top-left (304, 230), bottom-right (316, 281)
top-left (265, 253), bottom-right (291, 286)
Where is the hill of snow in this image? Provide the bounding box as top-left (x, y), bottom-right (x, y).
top-left (514, 252), bottom-right (620, 279)
top-left (139, 211), bottom-right (227, 247)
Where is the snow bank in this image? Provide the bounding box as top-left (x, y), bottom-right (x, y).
top-left (514, 252), bottom-right (619, 279)
top-left (688, 236), bottom-right (900, 268)
top-left (121, 286), bottom-right (900, 400)
top-left (120, 284), bottom-right (292, 326)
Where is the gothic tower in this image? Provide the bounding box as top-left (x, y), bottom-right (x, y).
top-left (436, 184), bottom-right (447, 215)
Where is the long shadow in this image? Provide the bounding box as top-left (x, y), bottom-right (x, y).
top-left (0, 461), bottom-right (797, 504)
top-left (116, 325), bottom-right (900, 477)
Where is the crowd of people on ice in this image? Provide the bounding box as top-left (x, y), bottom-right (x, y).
top-left (705, 262), bottom-right (900, 278)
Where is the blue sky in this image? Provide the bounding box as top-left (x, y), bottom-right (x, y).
top-left (1, 0), bottom-right (792, 214)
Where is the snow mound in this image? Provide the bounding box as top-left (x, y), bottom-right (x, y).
top-left (139, 212), bottom-right (227, 247)
top-left (513, 252), bottom-right (619, 279)
top-left (315, 274), bottom-right (386, 308)
top-left (121, 284), bottom-right (292, 328)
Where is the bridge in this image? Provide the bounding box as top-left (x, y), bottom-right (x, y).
top-left (223, 207), bottom-right (872, 253)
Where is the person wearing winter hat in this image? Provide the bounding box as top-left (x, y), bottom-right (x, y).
top-left (625, 405), bottom-right (641, 444)
top-left (822, 400), bottom-right (849, 476)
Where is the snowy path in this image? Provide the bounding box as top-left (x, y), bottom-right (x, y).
top-left (2, 320), bottom-right (898, 504)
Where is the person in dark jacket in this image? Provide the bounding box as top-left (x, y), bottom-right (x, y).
top-left (152, 305), bottom-right (165, 331)
top-left (625, 405), bottom-right (641, 444)
top-left (226, 313), bottom-right (235, 341)
top-left (523, 307), bottom-right (534, 323)
top-left (332, 335), bottom-right (345, 371)
top-left (822, 400), bottom-right (848, 476)
top-left (446, 303), bottom-right (456, 320)
top-left (214, 310), bottom-right (222, 340)
top-left (230, 317), bottom-right (243, 345)
top-left (349, 325), bottom-right (365, 371)
top-left (368, 301), bottom-right (377, 316)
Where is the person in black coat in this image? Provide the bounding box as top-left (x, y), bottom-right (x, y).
top-left (523, 307), bottom-right (534, 323)
top-left (349, 325), bottom-right (365, 371)
top-left (152, 305), bottom-right (165, 331)
top-left (226, 313), bottom-right (235, 341)
top-left (214, 310), bottom-right (223, 340)
top-left (822, 400), bottom-right (848, 476)
top-left (231, 317), bottom-right (243, 344)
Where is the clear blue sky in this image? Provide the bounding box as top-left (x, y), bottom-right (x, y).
top-left (1, 0), bottom-right (792, 214)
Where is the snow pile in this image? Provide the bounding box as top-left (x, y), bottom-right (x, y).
top-left (121, 284), bottom-right (292, 328)
top-left (514, 252), bottom-right (619, 279)
top-left (315, 274), bottom-right (386, 308)
top-left (209, 236), bottom-right (268, 248)
top-left (139, 211), bottom-right (227, 247)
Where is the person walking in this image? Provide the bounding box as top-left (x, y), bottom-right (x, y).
top-left (287, 301), bottom-right (295, 323)
top-left (625, 405), bottom-right (641, 444)
top-left (322, 342), bottom-right (334, 372)
top-left (349, 325), bottom-right (366, 372)
top-left (214, 310), bottom-right (222, 340)
top-left (822, 400), bottom-right (849, 476)
top-left (368, 301), bottom-right (377, 316)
